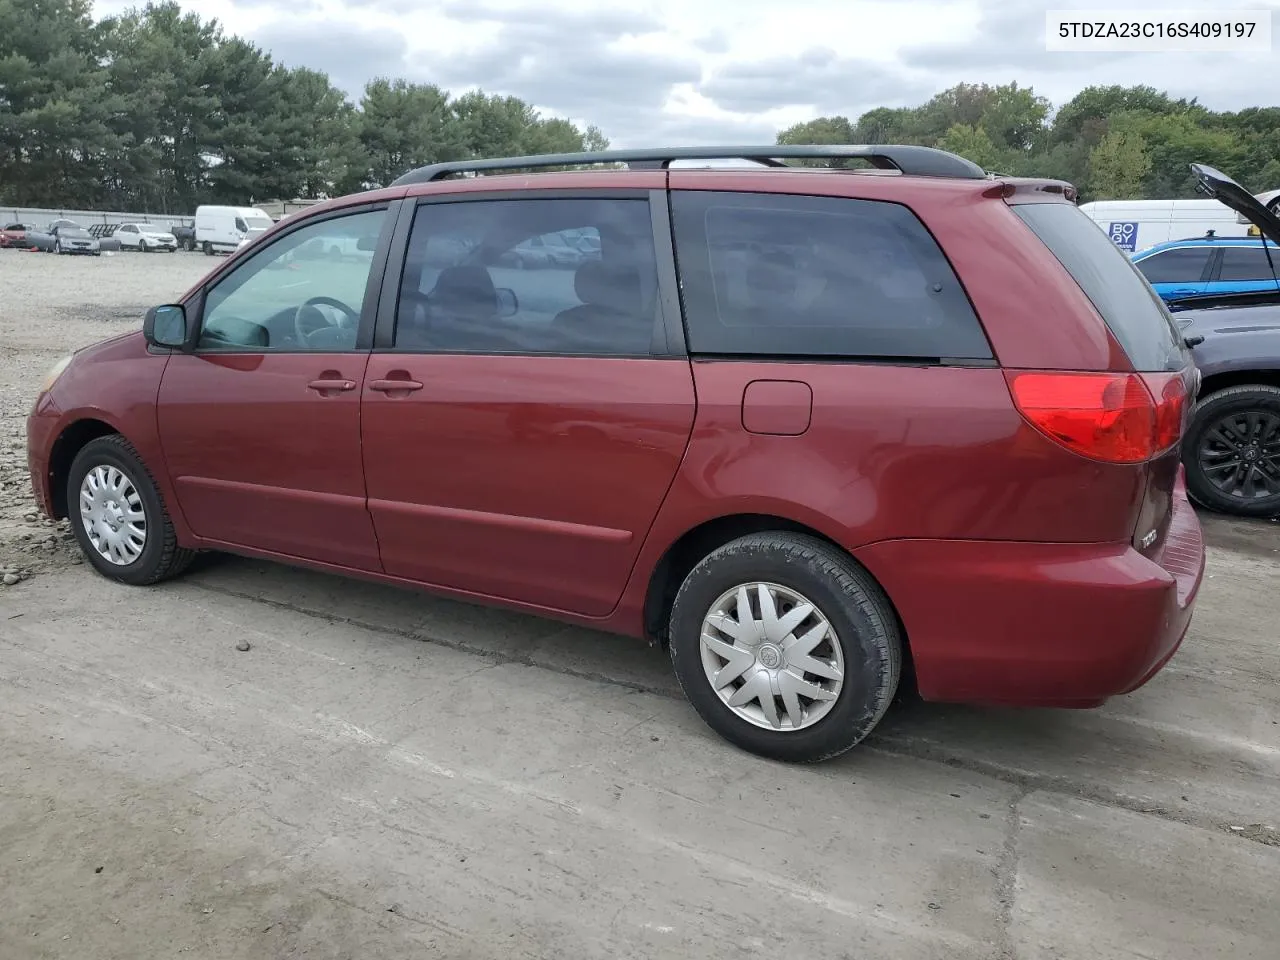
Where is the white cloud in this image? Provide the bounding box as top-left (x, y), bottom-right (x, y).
top-left (92, 0), bottom-right (1280, 146)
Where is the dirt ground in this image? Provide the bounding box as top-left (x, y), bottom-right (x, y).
top-left (1, 248), bottom-right (1278, 959)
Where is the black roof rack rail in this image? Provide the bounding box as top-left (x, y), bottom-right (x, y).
top-left (388, 144), bottom-right (988, 187)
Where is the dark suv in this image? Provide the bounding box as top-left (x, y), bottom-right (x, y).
top-left (26, 145), bottom-right (1205, 762)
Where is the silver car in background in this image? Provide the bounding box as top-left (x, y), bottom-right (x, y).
top-left (28, 220), bottom-right (100, 255)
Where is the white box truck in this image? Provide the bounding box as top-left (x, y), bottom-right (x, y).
top-left (194, 205), bottom-right (275, 255)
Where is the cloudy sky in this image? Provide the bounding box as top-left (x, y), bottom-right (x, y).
top-left (92, 0), bottom-right (1279, 145)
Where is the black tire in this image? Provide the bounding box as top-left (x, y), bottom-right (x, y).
top-left (1183, 385), bottom-right (1280, 518)
top-left (67, 435), bottom-right (196, 586)
top-left (668, 532), bottom-right (902, 763)
top-left (203, 241), bottom-right (213, 255)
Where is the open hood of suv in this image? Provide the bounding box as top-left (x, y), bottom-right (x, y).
top-left (1191, 163), bottom-right (1280, 245)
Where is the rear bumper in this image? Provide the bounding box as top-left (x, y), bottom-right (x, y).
top-left (855, 473), bottom-right (1205, 707)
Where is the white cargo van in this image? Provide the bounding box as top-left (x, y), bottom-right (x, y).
top-left (1077, 198), bottom-right (1250, 253)
top-left (194, 205), bottom-right (274, 255)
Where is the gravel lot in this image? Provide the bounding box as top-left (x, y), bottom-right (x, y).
top-left (1, 248), bottom-right (1278, 959)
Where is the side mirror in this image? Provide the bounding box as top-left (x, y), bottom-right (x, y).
top-left (357, 235), bottom-right (377, 251)
top-left (144, 304), bottom-right (192, 350)
top-left (495, 287), bottom-right (519, 318)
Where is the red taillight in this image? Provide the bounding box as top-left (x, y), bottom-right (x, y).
top-left (1006, 371), bottom-right (1187, 464)
top-left (1142, 372), bottom-right (1188, 452)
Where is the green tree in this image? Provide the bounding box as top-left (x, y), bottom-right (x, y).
top-left (356, 78), bottom-right (461, 188)
top-left (270, 67), bottom-right (361, 198)
top-left (979, 82), bottom-right (1050, 153)
top-left (101, 1), bottom-right (226, 211)
top-left (853, 107), bottom-right (912, 144)
top-left (936, 123), bottom-right (1003, 172)
top-left (1256, 160), bottom-right (1280, 193)
top-left (0, 0), bottom-right (122, 205)
top-left (1087, 128), bottom-right (1151, 200)
top-left (776, 116), bottom-right (862, 167)
top-left (1050, 85), bottom-right (1192, 147)
top-left (1129, 112), bottom-right (1241, 198)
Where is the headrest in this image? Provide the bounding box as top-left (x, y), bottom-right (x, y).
top-left (432, 265), bottom-right (497, 306)
top-left (573, 260), bottom-right (641, 314)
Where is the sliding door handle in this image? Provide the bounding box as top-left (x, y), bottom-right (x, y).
top-left (369, 378), bottom-right (424, 393)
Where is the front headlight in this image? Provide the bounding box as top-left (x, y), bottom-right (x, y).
top-left (40, 355), bottom-right (73, 394)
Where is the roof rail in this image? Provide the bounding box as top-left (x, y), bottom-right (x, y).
top-left (388, 144), bottom-right (987, 187)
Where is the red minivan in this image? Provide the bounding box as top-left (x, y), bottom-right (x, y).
top-left (26, 145), bottom-right (1205, 762)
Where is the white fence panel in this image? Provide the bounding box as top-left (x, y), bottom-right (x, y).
top-left (1, 207), bottom-right (194, 228)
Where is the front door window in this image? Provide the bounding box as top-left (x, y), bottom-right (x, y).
top-left (200, 210), bottom-right (386, 352)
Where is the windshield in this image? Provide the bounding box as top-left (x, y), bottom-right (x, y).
top-left (245, 216), bottom-right (273, 231)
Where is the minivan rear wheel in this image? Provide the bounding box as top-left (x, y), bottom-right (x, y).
top-left (1184, 385), bottom-right (1280, 518)
top-left (68, 435), bottom-right (195, 586)
top-left (668, 532), bottom-right (901, 762)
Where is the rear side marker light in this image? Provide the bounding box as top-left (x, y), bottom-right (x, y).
top-left (1005, 371), bottom-right (1187, 464)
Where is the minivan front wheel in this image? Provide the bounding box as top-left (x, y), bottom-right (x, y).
top-left (668, 533), bottom-right (901, 762)
top-left (68, 435), bottom-right (195, 585)
top-left (1184, 385), bottom-right (1280, 518)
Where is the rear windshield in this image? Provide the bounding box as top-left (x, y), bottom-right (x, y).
top-left (1013, 202), bottom-right (1186, 372)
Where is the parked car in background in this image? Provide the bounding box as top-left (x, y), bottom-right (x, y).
top-left (194, 205), bottom-right (274, 255)
top-left (1, 222), bottom-right (35, 248)
top-left (172, 224), bottom-right (197, 251)
top-left (28, 220), bottom-right (100, 255)
top-left (497, 229), bottom-right (603, 269)
top-left (26, 144), bottom-right (1206, 763)
top-left (27, 219), bottom-right (83, 253)
top-left (1164, 165), bottom-right (1280, 520)
top-left (1132, 236), bottom-right (1280, 302)
top-left (114, 222), bottom-right (178, 253)
top-left (87, 223), bottom-right (123, 252)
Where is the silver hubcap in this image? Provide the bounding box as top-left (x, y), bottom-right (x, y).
top-left (700, 582), bottom-right (844, 732)
top-left (79, 465), bottom-right (147, 565)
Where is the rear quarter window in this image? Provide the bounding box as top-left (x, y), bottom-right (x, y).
top-left (1012, 202), bottom-right (1187, 372)
top-left (670, 191), bottom-right (993, 360)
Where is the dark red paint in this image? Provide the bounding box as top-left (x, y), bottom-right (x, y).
top-left (27, 166), bottom-right (1206, 710)
top-left (156, 351), bottom-right (382, 570)
top-left (361, 354), bottom-right (696, 616)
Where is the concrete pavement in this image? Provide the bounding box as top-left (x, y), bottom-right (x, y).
top-left (1, 518), bottom-right (1277, 959)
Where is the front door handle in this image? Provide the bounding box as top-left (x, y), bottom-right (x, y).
top-left (307, 378), bottom-right (357, 394)
top-left (368, 378), bottom-right (424, 393)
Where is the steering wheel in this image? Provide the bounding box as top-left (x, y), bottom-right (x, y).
top-left (293, 296), bottom-right (359, 347)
